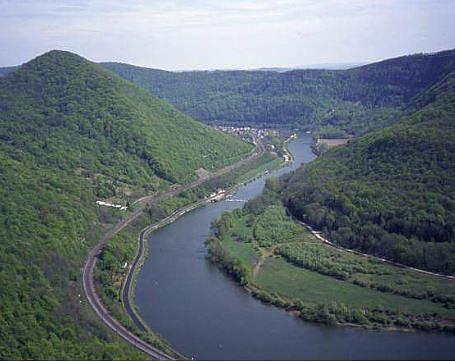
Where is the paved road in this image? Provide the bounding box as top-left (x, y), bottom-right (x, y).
top-left (82, 241), bottom-right (172, 360)
top-left (82, 140), bottom-right (265, 359)
top-left (121, 226), bottom-right (149, 332)
top-left (299, 220), bottom-right (455, 281)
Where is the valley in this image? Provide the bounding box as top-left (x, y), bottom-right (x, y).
top-left (1, 47), bottom-right (455, 360)
top-left (3, 1), bottom-right (455, 360)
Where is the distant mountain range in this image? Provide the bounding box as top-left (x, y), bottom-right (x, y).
top-left (99, 49), bottom-right (455, 136)
top-left (0, 65), bottom-right (18, 76)
top-left (0, 62), bottom-right (367, 76)
top-left (254, 63), bottom-right (366, 72)
top-left (3, 51), bottom-right (455, 136)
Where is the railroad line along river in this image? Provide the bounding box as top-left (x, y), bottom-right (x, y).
top-left (134, 134), bottom-right (455, 360)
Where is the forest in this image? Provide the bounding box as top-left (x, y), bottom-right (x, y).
top-left (280, 68), bottom-right (455, 274)
top-left (102, 49), bottom-right (455, 136)
top-left (0, 50), bottom-right (251, 359)
top-left (2, 47), bottom-right (455, 358)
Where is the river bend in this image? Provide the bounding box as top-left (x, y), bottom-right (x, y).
top-left (135, 134), bottom-right (455, 360)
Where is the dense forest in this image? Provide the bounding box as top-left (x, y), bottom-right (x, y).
top-left (0, 51), bottom-right (251, 185)
top-left (101, 49), bottom-right (455, 135)
top-left (0, 50), bottom-right (251, 359)
top-left (280, 68), bottom-right (455, 274)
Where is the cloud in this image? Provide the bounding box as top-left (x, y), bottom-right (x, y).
top-left (1, 0), bottom-right (455, 69)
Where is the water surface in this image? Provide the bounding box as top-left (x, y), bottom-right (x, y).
top-left (135, 134), bottom-right (455, 360)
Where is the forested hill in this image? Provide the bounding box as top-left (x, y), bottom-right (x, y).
top-left (279, 67), bottom-right (455, 274)
top-left (0, 50), bottom-right (251, 184)
top-left (343, 49), bottom-right (455, 106)
top-left (0, 50), bottom-right (251, 359)
top-left (101, 49), bottom-right (455, 135)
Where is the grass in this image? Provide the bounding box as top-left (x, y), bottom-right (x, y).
top-left (256, 256), bottom-right (454, 316)
top-left (219, 219), bottom-right (261, 269)
top-left (210, 202), bottom-right (455, 331)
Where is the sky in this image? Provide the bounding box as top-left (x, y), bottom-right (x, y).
top-left (1, 0), bottom-right (455, 70)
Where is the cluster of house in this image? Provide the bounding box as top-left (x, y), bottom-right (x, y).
top-left (96, 200), bottom-right (128, 210)
top-left (217, 126), bottom-right (279, 140)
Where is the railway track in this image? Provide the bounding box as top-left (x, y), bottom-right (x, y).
top-left (82, 140), bottom-right (265, 359)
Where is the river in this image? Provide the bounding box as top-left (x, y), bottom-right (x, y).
top-left (135, 134), bottom-right (455, 360)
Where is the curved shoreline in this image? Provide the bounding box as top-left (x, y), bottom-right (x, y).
top-left (119, 133), bottom-right (300, 352)
top-left (121, 197), bottom-right (214, 334)
top-left (121, 146), bottom-right (292, 338)
top-left (82, 139), bottom-right (271, 358)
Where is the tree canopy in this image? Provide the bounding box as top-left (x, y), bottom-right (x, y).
top-left (0, 50), bottom-right (251, 359)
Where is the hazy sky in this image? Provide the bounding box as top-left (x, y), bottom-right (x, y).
top-left (1, 0), bottom-right (455, 70)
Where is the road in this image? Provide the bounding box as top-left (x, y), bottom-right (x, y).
top-left (121, 226), bottom-right (149, 332)
top-left (82, 239), bottom-right (172, 360)
top-left (82, 139), bottom-right (265, 359)
top-left (298, 220), bottom-right (455, 281)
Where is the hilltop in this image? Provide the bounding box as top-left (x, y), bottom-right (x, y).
top-left (0, 50), bottom-right (252, 359)
top-left (0, 50), bottom-right (251, 185)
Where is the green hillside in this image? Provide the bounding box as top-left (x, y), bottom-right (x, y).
top-left (102, 49), bottom-right (455, 135)
top-left (0, 50), bottom-right (251, 359)
top-left (281, 68), bottom-right (455, 274)
top-left (206, 66), bottom-right (455, 332)
top-left (0, 51), bottom-right (252, 185)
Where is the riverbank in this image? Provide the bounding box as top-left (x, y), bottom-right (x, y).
top-left (90, 136), bottom-right (292, 357)
top-left (132, 134), bottom-right (455, 361)
top-left (123, 144), bottom-right (293, 330)
top-left (207, 201), bottom-right (455, 334)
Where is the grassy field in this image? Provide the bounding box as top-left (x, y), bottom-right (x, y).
top-left (208, 203), bottom-right (455, 331)
top-left (256, 257), bottom-right (453, 315)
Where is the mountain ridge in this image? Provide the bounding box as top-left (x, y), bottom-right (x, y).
top-left (0, 49), bottom-right (252, 359)
top-left (101, 48), bottom-right (455, 135)
top-left (4, 49), bottom-right (455, 136)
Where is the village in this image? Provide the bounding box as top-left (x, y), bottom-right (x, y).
top-left (216, 125), bottom-right (279, 143)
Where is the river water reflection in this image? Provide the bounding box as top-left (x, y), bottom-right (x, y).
top-left (135, 134), bottom-right (455, 360)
